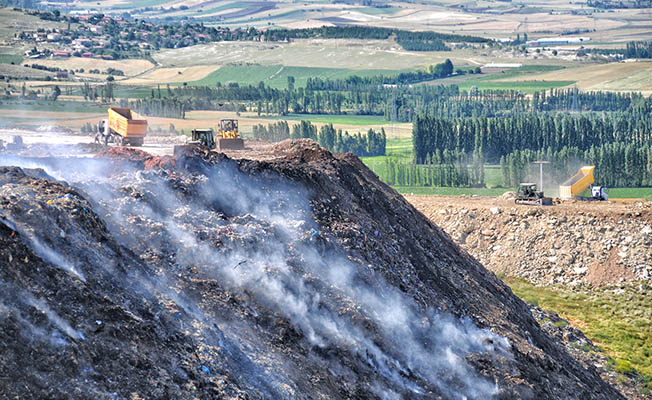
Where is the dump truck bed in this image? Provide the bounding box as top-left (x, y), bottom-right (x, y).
top-left (559, 166), bottom-right (594, 199)
top-left (108, 107), bottom-right (147, 139)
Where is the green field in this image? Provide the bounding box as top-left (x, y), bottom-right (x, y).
top-left (113, 86), bottom-right (163, 99)
top-left (453, 65), bottom-right (575, 93)
top-left (506, 276), bottom-right (652, 393)
top-left (263, 113), bottom-right (389, 126)
top-left (0, 101), bottom-right (107, 113)
top-left (393, 186), bottom-right (509, 196)
top-left (608, 188), bottom-right (652, 199)
top-left (0, 54), bottom-right (22, 65)
top-left (456, 80), bottom-right (575, 93)
top-left (188, 65), bottom-right (404, 89)
top-left (389, 185), bottom-right (652, 198)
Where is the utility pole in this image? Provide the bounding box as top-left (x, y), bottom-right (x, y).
top-left (532, 160), bottom-right (550, 191)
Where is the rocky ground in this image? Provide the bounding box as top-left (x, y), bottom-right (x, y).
top-left (407, 194), bottom-right (652, 399)
top-left (0, 141), bottom-right (629, 399)
top-left (407, 194), bottom-right (652, 287)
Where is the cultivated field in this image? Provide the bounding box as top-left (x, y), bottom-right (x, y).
top-left (76, 0), bottom-right (652, 44)
top-left (121, 65), bottom-right (220, 85)
top-left (499, 60), bottom-right (652, 93)
top-left (188, 64), bottom-right (408, 89)
top-left (0, 106), bottom-right (412, 137)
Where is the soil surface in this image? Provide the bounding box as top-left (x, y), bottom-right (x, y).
top-left (406, 194), bottom-right (652, 287)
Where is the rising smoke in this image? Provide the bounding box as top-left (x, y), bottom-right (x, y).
top-left (0, 153), bottom-right (511, 399)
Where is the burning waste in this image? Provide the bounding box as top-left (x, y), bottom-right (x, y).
top-left (0, 141), bottom-right (624, 399)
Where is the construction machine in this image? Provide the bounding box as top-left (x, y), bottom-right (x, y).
top-left (216, 119), bottom-right (244, 150)
top-left (591, 186), bottom-right (609, 201)
top-left (96, 107), bottom-right (147, 146)
top-left (173, 128), bottom-right (216, 156)
top-left (172, 120), bottom-right (245, 155)
top-left (515, 183), bottom-right (553, 205)
top-left (560, 166), bottom-right (608, 201)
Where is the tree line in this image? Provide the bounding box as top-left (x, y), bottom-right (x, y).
top-left (264, 26), bottom-right (488, 51)
top-left (252, 120), bottom-right (386, 157)
top-left (413, 108), bottom-right (652, 165)
top-left (500, 143), bottom-right (652, 187)
top-left (625, 40), bottom-right (652, 58)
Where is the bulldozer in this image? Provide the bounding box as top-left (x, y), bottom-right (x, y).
top-left (215, 119), bottom-right (244, 150)
top-left (173, 119), bottom-right (244, 155)
top-left (515, 183), bottom-right (553, 206)
top-left (173, 128), bottom-right (216, 156)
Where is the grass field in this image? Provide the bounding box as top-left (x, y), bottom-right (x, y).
top-left (607, 188), bottom-right (652, 199)
top-left (390, 185), bottom-right (652, 198)
top-left (0, 101), bottom-right (107, 114)
top-left (0, 54), bottom-right (22, 65)
top-left (506, 276), bottom-right (652, 391)
top-left (189, 64), bottom-right (405, 89)
top-left (455, 65), bottom-right (575, 93)
top-left (393, 186), bottom-right (509, 196)
top-left (262, 113), bottom-right (391, 126)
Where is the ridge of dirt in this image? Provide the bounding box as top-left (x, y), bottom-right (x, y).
top-left (407, 195), bottom-right (652, 287)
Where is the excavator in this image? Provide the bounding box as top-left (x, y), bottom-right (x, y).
top-left (559, 166), bottom-right (608, 201)
top-left (173, 119), bottom-right (244, 155)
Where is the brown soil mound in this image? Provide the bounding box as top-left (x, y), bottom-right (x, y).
top-left (0, 142), bottom-right (627, 399)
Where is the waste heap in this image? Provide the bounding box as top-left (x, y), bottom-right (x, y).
top-left (413, 199), bottom-right (652, 287)
top-left (0, 140), bottom-right (625, 399)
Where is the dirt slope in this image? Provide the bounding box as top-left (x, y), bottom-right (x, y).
top-left (0, 141), bottom-right (625, 399)
top-left (407, 194), bottom-right (652, 287)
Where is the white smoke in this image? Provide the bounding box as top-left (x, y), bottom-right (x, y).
top-left (0, 154), bottom-right (511, 399)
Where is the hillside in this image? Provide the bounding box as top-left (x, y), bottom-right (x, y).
top-left (0, 141), bottom-right (626, 399)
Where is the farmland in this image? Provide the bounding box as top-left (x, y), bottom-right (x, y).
top-left (498, 60), bottom-right (652, 93)
top-left (188, 64), bottom-right (407, 89)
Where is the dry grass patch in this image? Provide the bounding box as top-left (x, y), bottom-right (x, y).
top-left (121, 65), bottom-right (220, 85)
top-left (26, 58), bottom-right (154, 78)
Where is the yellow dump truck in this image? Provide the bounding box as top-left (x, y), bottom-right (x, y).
top-left (95, 107), bottom-right (147, 146)
top-left (559, 166), bottom-right (595, 199)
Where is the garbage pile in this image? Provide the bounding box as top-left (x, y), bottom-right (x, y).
top-left (0, 140), bottom-right (627, 399)
top-left (413, 200), bottom-right (652, 287)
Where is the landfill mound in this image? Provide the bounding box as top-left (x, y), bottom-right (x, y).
top-left (0, 140), bottom-right (624, 399)
top-left (408, 195), bottom-right (652, 287)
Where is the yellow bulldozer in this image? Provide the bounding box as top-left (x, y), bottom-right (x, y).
top-left (215, 119), bottom-right (244, 149)
top-left (173, 119), bottom-right (244, 155)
